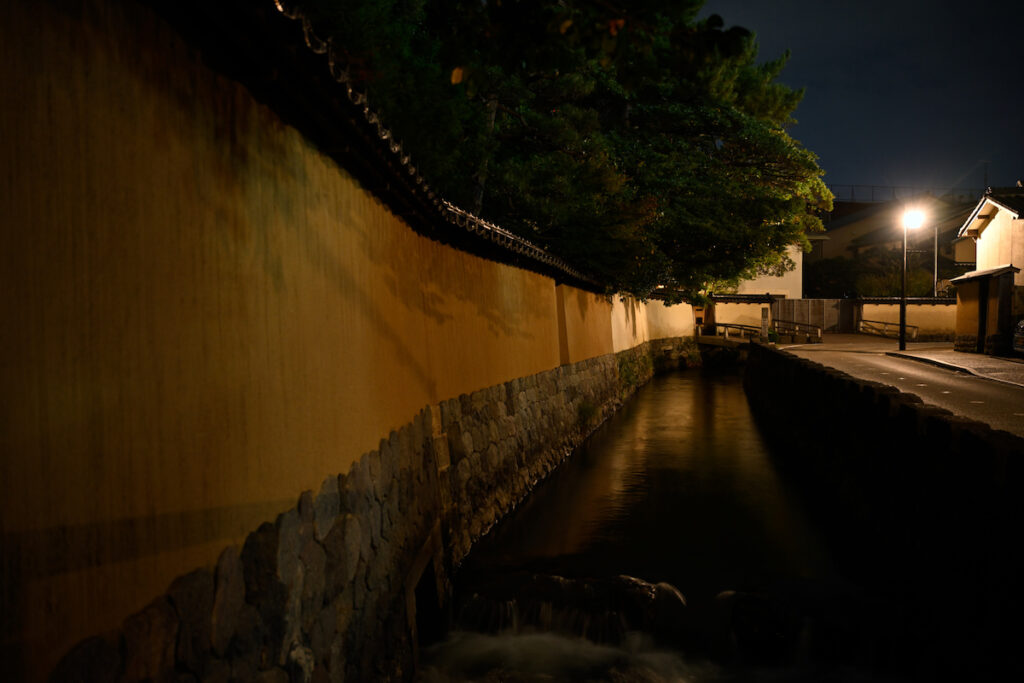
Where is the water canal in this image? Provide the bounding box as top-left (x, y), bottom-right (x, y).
top-left (420, 370), bottom-right (895, 681)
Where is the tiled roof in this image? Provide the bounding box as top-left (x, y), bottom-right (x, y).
top-left (146, 0), bottom-right (601, 290)
top-left (984, 187), bottom-right (1024, 216)
top-left (957, 187), bottom-right (1024, 238)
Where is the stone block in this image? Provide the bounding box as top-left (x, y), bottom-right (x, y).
top-left (168, 568), bottom-right (214, 674)
top-left (122, 597), bottom-right (179, 681)
top-left (200, 657), bottom-right (230, 683)
top-left (440, 398), bottom-right (460, 431)
top-left (300, 536), bottom-right (327, 623)
top-left (276, 509), bottom-right (304, 591)
top-left (485, 444), bottom-right (500, 473)
top-left (254, 668), bottom-right (289, 683)
top-left (240, 523), bottom-right (287, 664)
top-left (365, 449), bottom-right (382, 490)
top-left (50, 635), bottom-right (121, 683)
top-left (367, 501), bottom-right (383, 552)
top-left (211, 546), bottom-right (245, 657)
top-left (432, 434), bottom-right (451, 471)
top-left (314, 475), bottom-right (340, 543)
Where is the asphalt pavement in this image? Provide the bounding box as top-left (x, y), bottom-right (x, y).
top-left (779, 333), bottom-right (1024, 438)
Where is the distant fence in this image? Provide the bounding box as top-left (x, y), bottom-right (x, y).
top-left (827, 184), bottom-right (984, 204)
top-left (711, 296), bottom-right (957, 339)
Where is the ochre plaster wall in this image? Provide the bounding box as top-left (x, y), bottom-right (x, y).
top-left (610, 296), bottom-right (650, 352)
top-left (713, 302), bottom-right (771, 328)
top-left (0, 0), bottom-right (567, 675)
top-left (955, 282), bottom-right (981, 338)
top-left (647, 300), bottom-right (695, 339)
top-left (556, 285), bottom-right (615, 364)
top-left (861, 303), bottom-right (957, 336)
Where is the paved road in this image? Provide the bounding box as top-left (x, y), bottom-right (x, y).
top-left (783, 338), bottom-right (1024, 438)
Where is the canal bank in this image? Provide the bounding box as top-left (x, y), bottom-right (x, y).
top-left (744, 343), bottom-right (1024, 679)
top-left (421, 367), bottom-right (888, 681)
top-left (422, 343), bottom-right (1024, 681)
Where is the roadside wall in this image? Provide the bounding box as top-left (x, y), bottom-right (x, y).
top-left (860, 302), bottom-right (956, 338)
top-left (713, 302), bottom-right (771, 328)
top-left (0, 1), bottom-right (697, 680)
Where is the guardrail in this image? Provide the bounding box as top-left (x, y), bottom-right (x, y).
top-left (772, 319), bottom-right (823, 341)
top-left (860, 319), bottom-right (918, 340)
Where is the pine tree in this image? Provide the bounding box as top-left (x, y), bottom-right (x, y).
top-left (298, 0), bottom-right (833, 299)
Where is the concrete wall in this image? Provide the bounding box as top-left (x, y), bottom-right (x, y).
top-left (0, 1), bottom-right (699, 679)
top-left (860, 302), bottom-right (957, 337)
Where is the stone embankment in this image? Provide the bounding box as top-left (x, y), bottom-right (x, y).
top-left (51, 338), bottom-right (697, 681)
top-left (744, 343), bottom-right (1024, 678)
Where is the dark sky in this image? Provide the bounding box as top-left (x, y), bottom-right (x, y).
top-left (698, 0), bottom-right (1024, 199)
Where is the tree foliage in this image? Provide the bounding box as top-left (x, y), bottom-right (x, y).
top-left (298, 0), bottom-right (832, 299)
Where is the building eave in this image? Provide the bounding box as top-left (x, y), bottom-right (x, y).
top-left (950, 264), bottom-right (1020, 283)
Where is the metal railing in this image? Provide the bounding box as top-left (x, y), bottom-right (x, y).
top-left (860, 319), bottom-right (918, 340)
top-left (772, 319), bottom-right (823, 341)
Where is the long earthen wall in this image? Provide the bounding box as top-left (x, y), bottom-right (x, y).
top-left (0, 1), bottom-right (696, 679)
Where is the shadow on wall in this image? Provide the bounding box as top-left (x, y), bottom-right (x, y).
top-left (348, 193), bottom-right (544, 342)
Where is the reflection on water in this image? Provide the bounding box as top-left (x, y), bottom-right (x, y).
top-left (422, 371), bottom-right (875, 681)
top-left (469, 371), bottom-right (832, 599)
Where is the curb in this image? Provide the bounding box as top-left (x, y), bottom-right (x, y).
top-left (886, 352), bottom-right (1024, 389)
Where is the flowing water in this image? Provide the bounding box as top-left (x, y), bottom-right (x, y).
top-left (420, 370), bottom-right (899, 682)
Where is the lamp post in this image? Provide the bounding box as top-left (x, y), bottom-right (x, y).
top-left (900, 208), bottom-right (925, 350)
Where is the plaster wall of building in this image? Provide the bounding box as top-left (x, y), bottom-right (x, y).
top-left (735, 244), bottom-right (804, 298)
top-left (1016, 219), bottom-right (1024, 287)
top-left (976, 211), bottom-right (1022, 284)
top-left (0, 1), bottom-right (698, 679)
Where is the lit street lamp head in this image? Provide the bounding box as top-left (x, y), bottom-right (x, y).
top-left (902, 208), bottom-right (925, 230)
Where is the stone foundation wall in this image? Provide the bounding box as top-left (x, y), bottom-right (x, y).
top-left (50, 339), bottom-right (697, 681)
top-left (743, 344), bottom-right (1024, 677)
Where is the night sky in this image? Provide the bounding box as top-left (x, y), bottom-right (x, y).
top-left (698, 0), bottom-right (1024, 199)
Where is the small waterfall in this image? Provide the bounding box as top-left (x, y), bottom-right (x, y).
top-left (451, 573), bottom-right (688, 647)
top-left (419, 573), bottom-right (711, 681)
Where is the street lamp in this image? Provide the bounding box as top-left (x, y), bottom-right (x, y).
top-left (900, 207), bottom-right (926, 350)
